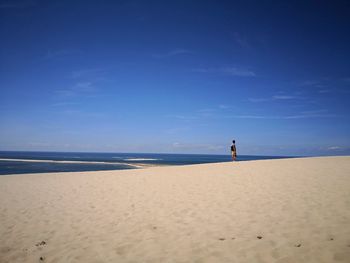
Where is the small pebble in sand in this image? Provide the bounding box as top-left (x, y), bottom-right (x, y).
top-left (330, 238), bottom-right (334, 241)
top-left (219, 238), bottom-right (225, 241)
top-left (231, 237), bottom-right (235, 240)
top-left (295, 244), bottom-right (301, 247)
top-left (39, 256), bottom-right (44, 261)
top-left (257, 236), bottom-right (263, 239)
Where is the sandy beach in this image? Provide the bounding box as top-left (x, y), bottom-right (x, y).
top-left (0, 156), bottom-right (349, 263)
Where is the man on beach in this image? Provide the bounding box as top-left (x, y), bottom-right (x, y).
top-left (231, 140), bottom-right (237, 161)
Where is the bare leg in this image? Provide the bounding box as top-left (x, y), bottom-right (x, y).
top-left (232, 153), bottom-right (236, 161)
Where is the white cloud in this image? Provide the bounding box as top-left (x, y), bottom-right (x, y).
top-left (193, 67), bottom-right (255, 77)
top-left (55, 82), bottom-right (97, 97)
top-left (166, 115), bottom-right (198, 121)
top-left (272, 95), bottom-right (296, 100)
top-left (318, 89), bottom-right (331, 93)
top-left (301, 109), bottom-right (328, 114)
top-left (226, 112), bottom-right (337, 120)
top-left (233, 115), bottom-right (275, 119)
top-left (221, 67), bottom-right (256, 77)
top-left (328, 146), bottom-right (341, 150)
top-left (249, 94), bottom-right (299, 102)
top-left (169, 106), bottom-right (337, 122)
top-left (219, 104), bottom-right (230, 109)
top-left (74, 82), bottom-right (95, 92)
top-left (283, 114), bottom-right (337, 119)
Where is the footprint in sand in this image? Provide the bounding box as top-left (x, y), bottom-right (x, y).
top-left (218, 238), bottom-right (225, 241)
top-left (36, 241), bottom-right (46, 247)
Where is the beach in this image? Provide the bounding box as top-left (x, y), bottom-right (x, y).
top-left (0, 156), bottom-right (349, 263)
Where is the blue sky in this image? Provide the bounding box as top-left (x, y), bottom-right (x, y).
top-left (1, 0), bottom-right (350, 156)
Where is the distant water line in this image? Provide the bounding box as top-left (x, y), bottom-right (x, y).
top-left (0, 151), bottom-right (293, 175)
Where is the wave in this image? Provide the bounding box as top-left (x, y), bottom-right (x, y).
top-left (0, 158), bottom-right (132, 166)
top-left (123, 158), bottom-right (161, 161)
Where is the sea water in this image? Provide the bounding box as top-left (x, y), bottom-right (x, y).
top-left (0, 151), bottom-right (292, 175)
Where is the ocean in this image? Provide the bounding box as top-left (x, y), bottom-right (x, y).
top-left (0, 151), bottom-right (292, 175)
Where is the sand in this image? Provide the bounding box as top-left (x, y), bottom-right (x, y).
top-left (0, 156), bottom-right (350, 263)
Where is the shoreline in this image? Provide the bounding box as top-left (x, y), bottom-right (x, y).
top-left (0, 155), bottom-right (344, 177)
top-left (0, 158), bottom-right (161, 172)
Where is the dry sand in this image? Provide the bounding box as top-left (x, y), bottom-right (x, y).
top-left (0, 156), bottom-right (350, 263)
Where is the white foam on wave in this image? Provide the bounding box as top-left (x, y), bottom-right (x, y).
top-left (124, 158), bottom-right (161, 161)
top-left (0, 158), bottom-right (132, 166)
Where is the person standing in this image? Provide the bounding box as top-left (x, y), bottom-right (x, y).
top-left (231, 140), bottom-right (237, 161)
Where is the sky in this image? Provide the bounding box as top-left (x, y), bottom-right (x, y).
top-left (1, 0), bottom-right (350, 156)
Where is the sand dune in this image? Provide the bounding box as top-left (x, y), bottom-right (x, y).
top-left (0, 156), bottom-right (350, 263)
